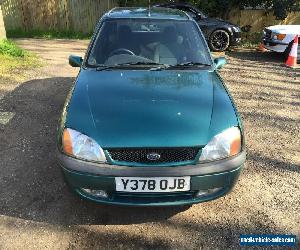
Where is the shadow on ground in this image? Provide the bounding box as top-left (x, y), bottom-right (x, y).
top-left (227, 50), bottom-right (287, 63)
top-left (0, 77), bottom-right (292, 249)
top-left (0, 77), bottom-right (191, 226)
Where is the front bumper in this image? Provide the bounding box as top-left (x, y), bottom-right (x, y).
top-left (58, 151), bottom-right (246, 206)
top-left (231, 31), bottom-right (242, 46)
top-left (262, 38), bottom-right (289, 53)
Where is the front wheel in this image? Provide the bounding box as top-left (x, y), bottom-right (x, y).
top-left (209, 29), bottom-right (230, 52)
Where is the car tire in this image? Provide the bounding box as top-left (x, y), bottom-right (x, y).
top-left (284, 41), bottom-right (293, 60)
top-left (209, 29), bottom-right (230, 52)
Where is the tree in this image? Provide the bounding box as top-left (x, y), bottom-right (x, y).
top-left (271, 0), bottom-right (300, 20)
top-left (191, 0), bottom-right (300, 19)
top-left (120, 0), bottom-right (300, 20)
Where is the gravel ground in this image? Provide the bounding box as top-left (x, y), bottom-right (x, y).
top-left (0, 39), bottom-right (299, 249)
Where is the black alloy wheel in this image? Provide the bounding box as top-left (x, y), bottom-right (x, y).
top-left (209, 29), bottom-right (230, 52)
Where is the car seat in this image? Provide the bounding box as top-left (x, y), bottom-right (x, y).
top-left (154, 26), bottom-right (181, 65)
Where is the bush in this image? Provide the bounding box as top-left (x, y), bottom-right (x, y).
top-left (121, 0), bottom-right (300, 20)
top-left (0, 39), bottom-right (25, 57)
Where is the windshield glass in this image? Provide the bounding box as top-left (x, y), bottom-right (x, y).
top-left (87, 18), bottom-right (212, 67)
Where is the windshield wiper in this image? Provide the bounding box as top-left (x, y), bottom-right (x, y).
top-left (121, 62), bottom-right (161, 66)
top-left (96, 62), bottom-right (162, 71)
top-left (165, 62), bottom-right (211, 69)
top-left (96, 65), bottom-right (119, 71)
top-left (95, 62), bottom-right (211, 71)
top-left (150, 62), bottom-right (211, 71)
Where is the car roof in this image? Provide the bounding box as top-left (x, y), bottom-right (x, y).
top-left (104, 7), bottom-right (191, 20)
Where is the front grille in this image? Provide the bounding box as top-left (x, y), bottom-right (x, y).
top-left (107, 147), bottom-right (200, 164)
top-left (264, 29), bottom-right (272, 39)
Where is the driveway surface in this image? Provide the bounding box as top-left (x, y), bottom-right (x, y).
top-left (0, 39), bottom-right (299, 249)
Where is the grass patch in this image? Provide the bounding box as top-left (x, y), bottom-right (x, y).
top-left (7, 28), bottom-right (92, 40)
top-left (0, 40), bottom-right (25, 57)
top-left (0, 39), bottom-right (41, 82)
top-left (0, 39), bottom-right (25, 57)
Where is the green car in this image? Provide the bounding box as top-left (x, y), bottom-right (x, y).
top-left (57, 7), bottom-right (246, 206)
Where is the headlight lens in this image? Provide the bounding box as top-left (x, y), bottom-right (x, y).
top-left (62, 128), bottom-right (106, 162)
top-left (232, 26), bottom-right (241, 32)
top-left (199, 127), bottom-right (241, 162)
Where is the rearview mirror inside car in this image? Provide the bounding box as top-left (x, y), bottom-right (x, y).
top-left (214, 57), bottom-right (227, 70)
top-left (69, 55), bottom-right (83, 67)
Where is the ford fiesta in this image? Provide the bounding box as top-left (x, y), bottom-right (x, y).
top-left (57, 7), bottom-right (246, 206)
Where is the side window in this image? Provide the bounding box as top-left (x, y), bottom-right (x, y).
top-left (88, 22), bottom-right (118, 65)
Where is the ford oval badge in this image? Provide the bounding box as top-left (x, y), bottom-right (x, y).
top-left (147, 152), bottom-right (161, 161)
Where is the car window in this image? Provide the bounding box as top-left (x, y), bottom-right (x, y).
top-left (87, 19), bottom-right (211, 67)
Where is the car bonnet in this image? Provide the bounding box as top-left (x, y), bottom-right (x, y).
top-left (65, 69), bottom-right (238, 148)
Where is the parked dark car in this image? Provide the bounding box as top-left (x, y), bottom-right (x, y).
top-left (154, 2), bottom-right (242, 52)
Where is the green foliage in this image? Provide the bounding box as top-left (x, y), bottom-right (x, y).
top-left (121, 0), bottom-right (300, 20)
top-left (190, 0), bottom-right (299, 19)
top-left (240, 32), bottom-right (262, 48)
top-left (0, 39), bottom-right (25, 57)
top-left (272, 0), bottom-right (300, 20)
top-left (6, 29), bottom-right (92, 40)
top-left (0, 40), bottom-right (41, 81)
top-left (243, 0), bottom-right (299, 19)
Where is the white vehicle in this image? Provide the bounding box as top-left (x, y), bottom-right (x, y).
top-left (262, 25), bottom-right (300, 58)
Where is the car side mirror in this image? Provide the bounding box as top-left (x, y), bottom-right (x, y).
top-left (69, 55), bottom-right (83, 67)
top-left (214, 57), bottom-right (227, 70)
top-left (195, 13), bottom-right (202, 20)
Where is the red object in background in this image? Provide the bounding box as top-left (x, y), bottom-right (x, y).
top-left (285, 35), bottom-right (298, 68)
top-left (258, 42), bottom-right (267, 52)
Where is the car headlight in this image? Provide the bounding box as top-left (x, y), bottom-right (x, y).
top-left (62, 128), bottom-right (106, 162)
top-left (199, 127), bottom-right (241, 162)
top-left (273, 33), bottom-right (286, 41)
top-left (232, 26), bottom-right (241, 32)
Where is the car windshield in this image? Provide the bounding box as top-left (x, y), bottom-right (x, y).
top-left (87, 18), bottom-right (212, 68)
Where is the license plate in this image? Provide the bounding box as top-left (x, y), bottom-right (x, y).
top-left (115, 177), bottom-right (190, 192)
